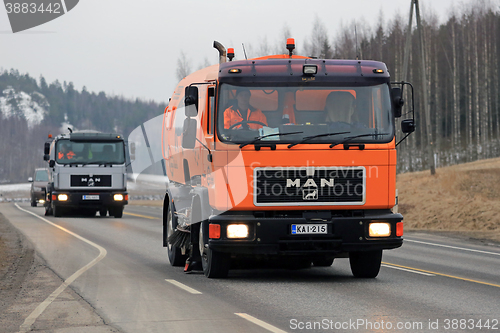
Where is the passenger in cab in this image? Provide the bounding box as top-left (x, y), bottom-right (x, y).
top-left (324, 91), bottom-right (356, 123)
top-left (224, 88), bottom-right (267, 130)
top-left (324, 91), bottom-right (366, 129)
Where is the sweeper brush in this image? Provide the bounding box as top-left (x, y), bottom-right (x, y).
top-left (168, 225), bottom-right (191, 249)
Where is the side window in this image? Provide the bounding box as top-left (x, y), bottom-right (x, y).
top-left (173, 107), bottom-right (186, 137)
top-left (208, 87), bottom-right (215, 134)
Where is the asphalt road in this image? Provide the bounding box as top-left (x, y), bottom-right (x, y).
top-left (2, 203), bottom-right (500, 333)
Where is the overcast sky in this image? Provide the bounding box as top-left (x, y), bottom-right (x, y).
top-left (1, 0), bottom-right (466, 104)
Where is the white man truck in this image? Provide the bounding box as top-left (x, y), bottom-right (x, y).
top-left (43, 131), bottom-right (128, 217)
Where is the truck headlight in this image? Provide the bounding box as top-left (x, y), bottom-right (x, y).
top-left (369, 222), bottom-right (391, 237)
top-left (58, 194), bottom-right (68, 201)
top-left (227, 224), bottom-right (249, 239)
top-left (113, 194), bottom-right (124, 201)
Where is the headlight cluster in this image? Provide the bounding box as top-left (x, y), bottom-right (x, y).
top-left (57, 194), bottom-right (68, 201)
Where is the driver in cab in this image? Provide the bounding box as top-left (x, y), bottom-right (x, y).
top-left (224, 88), bottom-right (267, 130)
top-left (58, 144), bottom-right (76, 160)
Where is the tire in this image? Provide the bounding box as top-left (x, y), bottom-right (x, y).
top-left (44, 205), bottom-right (52, 216)
top-left (53, 204), bottom-right (62, 217)
top-left (110, 207), bottom-right (123, 218)
top-left (313, 257), bottom-right (334, 267)
top-left (99, 208), bottom-right (107, 217)
top-left (199, 224), bottom-right (230, 278)
top-left (31, 198), bottom-right (37, 207)
top-left (349, 250), bottom-right (383, 278)
top-left (166, 201), bottom-right (187, 267)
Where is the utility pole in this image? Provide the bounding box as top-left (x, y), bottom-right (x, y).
top-left (402, 0), bottom-right (436, 175)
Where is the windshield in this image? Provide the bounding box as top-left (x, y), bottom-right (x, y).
top-left (55, 139), bottom-right (125, 164)
top-left (217, 83), bottom-right (393, 146)
top-left (35, 169), bottom-right (49, 181)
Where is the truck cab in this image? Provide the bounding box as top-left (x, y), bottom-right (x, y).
top-left (44, 131), bottom-right (128, 217)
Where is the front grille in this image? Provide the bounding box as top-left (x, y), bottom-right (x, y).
top-left (71, 175), bottom-right (111, 187)
top-left (254, 167), bottom-right (365, 206)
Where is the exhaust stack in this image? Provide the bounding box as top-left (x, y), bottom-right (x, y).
top-left (213, 41), bottom-right (227, 64)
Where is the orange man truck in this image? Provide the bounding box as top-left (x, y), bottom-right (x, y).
top-left (162, 39), bottom-right (415, 278)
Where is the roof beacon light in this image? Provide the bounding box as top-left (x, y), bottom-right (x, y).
top-left (227, 48), bottom-right (235, 61)
top-left (286, 38), bottom-right (295, 58)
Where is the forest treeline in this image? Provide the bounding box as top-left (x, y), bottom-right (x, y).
top-left (179, 0), bottom-right (500, 173)
top-left (0, 70), bottom-right (166, 182)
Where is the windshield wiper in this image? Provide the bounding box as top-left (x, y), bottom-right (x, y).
top-left (287, 131), bottom-right (350, 149)
top-left (66, 161), bottom-right (85, 166)
top-left (87, 161), bottom-right (116, 166)
top-left (329, 133), bottom-right (390, 148)
top-left (239, 131), bottom-right (304, 149)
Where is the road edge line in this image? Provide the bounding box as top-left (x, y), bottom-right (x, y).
top-left (14, 204), bottom-right (107, 333)
top-left (382, 261), bottom-right (500, 288)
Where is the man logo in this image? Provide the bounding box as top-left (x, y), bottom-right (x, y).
top-left (286, 178), bottom-right (335, 188)
top-left (287, 178), bottom-right (335, 201)
top-left (302, 188), bottom-right (318, 200)
top-left (4, 0), bottom-right (79, 33)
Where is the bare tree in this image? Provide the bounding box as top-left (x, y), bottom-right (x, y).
top-left (176, 50), bottom-right (192, 81)
top-left (304, 15), bottom-right (332, 58)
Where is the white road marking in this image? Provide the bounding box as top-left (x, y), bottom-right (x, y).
top-left (14, 204), bottom-right (107, 333)
top-left (235, 313), bottom-right (288, 333)
top-left (405, 238), bottom-right (500, 256)
top-left (382, 264), bottom-right (435, 276)
top-left (165, 279), bottom-right (202, 294)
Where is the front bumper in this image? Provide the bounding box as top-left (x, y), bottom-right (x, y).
top-left (49, 190), bottom-right (128, 209)
top-left (206, 210), bottom-right (403, 256)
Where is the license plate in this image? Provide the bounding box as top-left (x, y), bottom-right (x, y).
top-left (291, 224), bottom-right (327, 235)
top-left (82, 195), bottom-right (99, 200)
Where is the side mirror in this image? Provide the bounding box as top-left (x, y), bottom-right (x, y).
top-left (391, 87), bottom-right (404, 118)
top-left (184, 86), bottom-right (198, 117)
top-left (401, 119), bottom-right (415, 134)
top-left (49, 160), bottom-right (55, 168)
top-left (44, 142), bottom-right (51, 155)
top-left (28, 177), bottom-right (33, 182)
top-left (43, 154), bottom-right (49, 161)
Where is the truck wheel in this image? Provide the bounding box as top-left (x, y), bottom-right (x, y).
top-left (44, 205), bottom-right (52, 216)
top-left (349, 250), bottom-right (383, 278)
top-left (53, 204), bottom-right (62, 217)
top-left (166, 201), bottom-right (187, 266)
top-left (114, 208), bottom-right (123, 218)
top-left (110, 207), bottom-right (123, 218)
top-left (199, 225), bottom-right (230, 278)
top-left (313, 257), bottom-right (334, 267)
top-left (99, 208), bottom-right (107, 217)
top-left (31, 198), bottom-right (37, 207)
